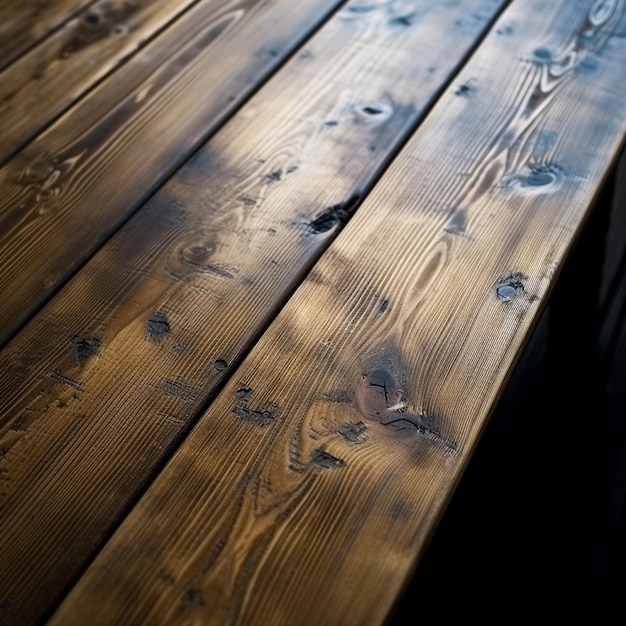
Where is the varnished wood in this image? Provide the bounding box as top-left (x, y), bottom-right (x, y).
top-left (0, 0), bottom-right (343, 349)
top-left (0, 1), bottom-right (507, 624)
top-left (47, 1), bottom-right (626, 624)
top-left (0, 0), bottom-right (209, 165)
top-left (0, 0), bottom-right (96, 72)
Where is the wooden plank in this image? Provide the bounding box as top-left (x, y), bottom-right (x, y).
top-left (0, 2), bottom-right (507, 624)
top-left (0, 0), bottom-right (97, 72)
top-left (0, 0), bottom-right (213, 165)
top-left (0, 0), bottom-right (343, 349)
top-left (46, 0), bottom-right (626, 624)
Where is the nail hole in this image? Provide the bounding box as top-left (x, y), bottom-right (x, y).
top-left (214, 359), bottom-right (228, 371)
top-left (354, 101), bottom-right (393, 123)
top-left (495, 272), bottom-right (526, 301)
top-left (84, 13), bottom-right (100, 25)
top-left (533, 46), bottom-right (553, 61)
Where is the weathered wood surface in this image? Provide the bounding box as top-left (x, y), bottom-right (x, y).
top-left (0, 0), bottom-right (208, 165)
top-left (0, 0), bottom-right (96, 72)
top-left (0, 0), bottom-right (342, 349)
top-left (0, 1), bottom-right (507, 624)
top-left (47, 0), bottom-right (626, 624)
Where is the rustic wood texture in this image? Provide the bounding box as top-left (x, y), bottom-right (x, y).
top-left (0, 1), bottom-right (507, 624)
top-left (0, 0), bottom-right (342, 349)
top-left (0, 0), bottom-right (97, 72)
top-left (47, 1), bottom-right (626, 624)
top-left (0, 0), bottom-right (209, 165)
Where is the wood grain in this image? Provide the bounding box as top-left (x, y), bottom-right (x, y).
top-left (0, 0), bottom-right (97, 72)
top-left (0, 0), bottom-right (343, 349)
top-left (0, 1), bottom-right (507, 624)
top-left (47, 0), bottom-right (626, 624)
top-left (0, 0), bottom-right (209, 165)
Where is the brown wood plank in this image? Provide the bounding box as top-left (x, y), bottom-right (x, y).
top-left (0, 2), bottom-right (507, 624)
top-left (0, 0), bottom-right (213, 165)
top-left (0, 0), bottom-right (343, 349)
top-left (0, 0), bottom-right (97, 72)
top-left (46, 0), bottom-right (626, 624)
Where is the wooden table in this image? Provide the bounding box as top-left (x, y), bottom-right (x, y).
top-left (1, 1), bottom-right (625, 624)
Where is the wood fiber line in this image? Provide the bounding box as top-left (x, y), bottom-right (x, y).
top-left (47, 1), bottom-right (626, 624)
top-left (0, 0), bottom-right (343, 348)
top-left (0, 0), bottom-right (210, 165)
top-left (0, 0), bottom-right (98, 72)
top-left (0, 1), bottom-right (508, 625)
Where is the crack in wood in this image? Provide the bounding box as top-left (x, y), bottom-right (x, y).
top-left (232, 402), bottom-right (279, 427)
